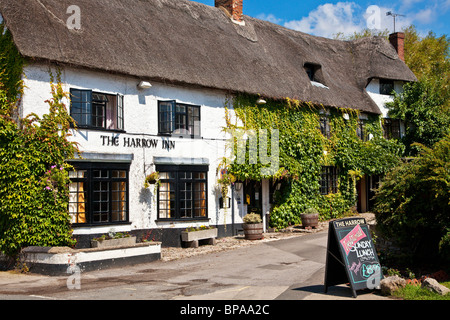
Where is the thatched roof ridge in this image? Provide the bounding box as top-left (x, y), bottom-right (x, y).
top-left (0, 0), bottom-right (417, 114)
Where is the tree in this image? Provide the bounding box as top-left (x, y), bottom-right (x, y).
top-left (374, 135), bottom-right (450, 263)
top-left (403, 26), bottom-right (450, 85)
top-left (347, 26), bottom-right (450, 156)
top-left (386, 79), bottom-right (449, 156)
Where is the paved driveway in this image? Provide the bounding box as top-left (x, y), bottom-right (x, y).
top-left (0, 231), bottom-right (390, 301)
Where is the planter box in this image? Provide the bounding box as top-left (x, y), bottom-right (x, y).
top-left (91, 236), bottom-right (136, 249)
top-left (181, 228), bottom-right (218, 248)
top-left (243, 223), bottom-right (264, 240)
top-left (181, 228), bottom-right (218, 242)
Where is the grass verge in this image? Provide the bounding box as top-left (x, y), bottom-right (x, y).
top-left (392, 281), bottom-right (450, 300)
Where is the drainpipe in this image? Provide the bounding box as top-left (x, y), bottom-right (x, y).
top-left (231, 184), bottom-right (235, 236)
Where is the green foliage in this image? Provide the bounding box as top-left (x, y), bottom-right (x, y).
top-left (225, 94), bottom-right (403, 229)
top-left (387, 79), bottom-right (450, 156)
top-left (0, 71), bottom-right (79, 256)
top-left (403, 25), bottom-right (450, 85)
top-left (373, 135), bottom-right (450, 262)
top-left (334, 28), bottom-right (390, 40)
top-left (302, 207), bottom-right (319, 214)
top-left (392, 282), bottom-right (450, 300)
top-left (0, 22), bottom-right (25, 112)
top-left (243, 213), bottom-right (263, 224)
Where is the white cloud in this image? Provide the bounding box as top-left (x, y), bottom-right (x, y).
top-left (414, 8), bottom-right (435, 24)
top-left (256, 13), bottom-right (282, 25)
top-left (283, 2), bottom-right (364, 38)
top-left (400, 0), bottom-right (425, 9)
top-left (257, 1), bottom-right (438, 38)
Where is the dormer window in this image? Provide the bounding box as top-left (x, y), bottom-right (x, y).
top-left (304, 63), bottom-right (320, 81)
top-left (304, 63), bottom-right (328, 89)
top-left (380, 79), bottom-right (394, 95)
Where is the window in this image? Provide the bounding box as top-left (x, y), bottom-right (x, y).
top-left (319, 116), bottom-right (331, 139)
top-left (320, 166), bottom-right (338, 195)
top-left (157, 165), bottom-right (208, 220)
top-left (383, 118), bottom-right (401, 139)
top-left (380, 79), bottom-right (394, 95)
top-left (304, 63), bottom-right (320, 81)
top-left (158, 101), bottom-right (201, 138)
top-left (70, 89), bottom-right (124, 131)
top-left (69, 162), bottom-right (129, 225)
top-left (356, 120), bottom-right (367, 141)
top-left (304, 63), bottom-right (327, 86)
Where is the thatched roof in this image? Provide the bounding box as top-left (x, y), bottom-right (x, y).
top-left (0, 0), bottom-right (416, 114)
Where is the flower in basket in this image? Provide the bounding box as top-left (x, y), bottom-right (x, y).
top-left (144, 171), bottom-right (160, 188)
top-left (243, 213), bottom-right (262, 224)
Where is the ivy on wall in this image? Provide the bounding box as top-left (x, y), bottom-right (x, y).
top-left (0, 22), bottom-right (79, 256)
top-left (224, 94), bottom-right (405, 229)
top-left (0, 22), bottom-right (24, 110)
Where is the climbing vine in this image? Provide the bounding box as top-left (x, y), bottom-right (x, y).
top-left (0, 21), bottom-right (25, 112)
top-left (223, 93), bottom-right (404, 229)
top-left (0, 22), bottom-right (79, 256)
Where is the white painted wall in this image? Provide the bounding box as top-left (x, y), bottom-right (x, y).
top-left (365, 78), bottom-right (406, 137)
top-left (365, 78), bottom-right (404, 117)
top-left (21, 63), bottom-right (246, 235)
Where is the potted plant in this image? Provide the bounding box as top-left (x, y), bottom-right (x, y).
top-left (242, 213), bottom-right (263, 240)
top-left (300, 207), bottom-right (319, 228)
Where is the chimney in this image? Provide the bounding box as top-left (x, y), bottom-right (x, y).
top-left (389, 32), bottom-right (405, 62)
top-left (215, 0), bottom-right (243, 23)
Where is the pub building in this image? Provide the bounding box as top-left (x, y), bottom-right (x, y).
top-left (0, 0), bottom-right (416, 248)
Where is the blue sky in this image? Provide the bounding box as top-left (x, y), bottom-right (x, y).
top-left (192, 0), bottom-right (449, 38)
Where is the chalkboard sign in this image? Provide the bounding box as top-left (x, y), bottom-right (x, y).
top-left (324, 217), bottom-right (382, 298)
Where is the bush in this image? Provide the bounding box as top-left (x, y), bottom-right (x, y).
top-left (0, 72), bottom-right (79, 256)
top-left (373, 135), bottom-right (450, 262)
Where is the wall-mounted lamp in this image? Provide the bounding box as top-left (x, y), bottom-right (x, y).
top-left (256, 98), bottom-right (267, 105)
top-left (343, 113), bottom-right (350, 120)
top-left (275, 182), bottom-right (282, 190)
top-left (234, 182), bottom-right (243, 191)
top-left (137, 81), bottom-right (152, 89)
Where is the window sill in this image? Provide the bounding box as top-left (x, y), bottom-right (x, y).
top-left (155, 217), bottom-right (210, 223)
top-left (72, 221), bottom-right (132, 228)
top-left (71, 126), bottom-right (126, 134)
top-left (158, 133), bottom-right (202, 139)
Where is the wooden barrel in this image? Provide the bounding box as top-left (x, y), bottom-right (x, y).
top-left (243, 223), bottom-right (264, 240)
top-left (301, 213), bottom-right (319, 228)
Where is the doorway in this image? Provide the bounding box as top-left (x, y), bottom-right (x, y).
top-left (244, 180), bottom-right (262, 217)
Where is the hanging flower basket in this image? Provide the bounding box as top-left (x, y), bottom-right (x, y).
top-left (144, 172), bottom-right (160, 188)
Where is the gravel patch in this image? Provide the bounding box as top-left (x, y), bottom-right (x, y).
top-left (161, 213), bottom-right (376, 262)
